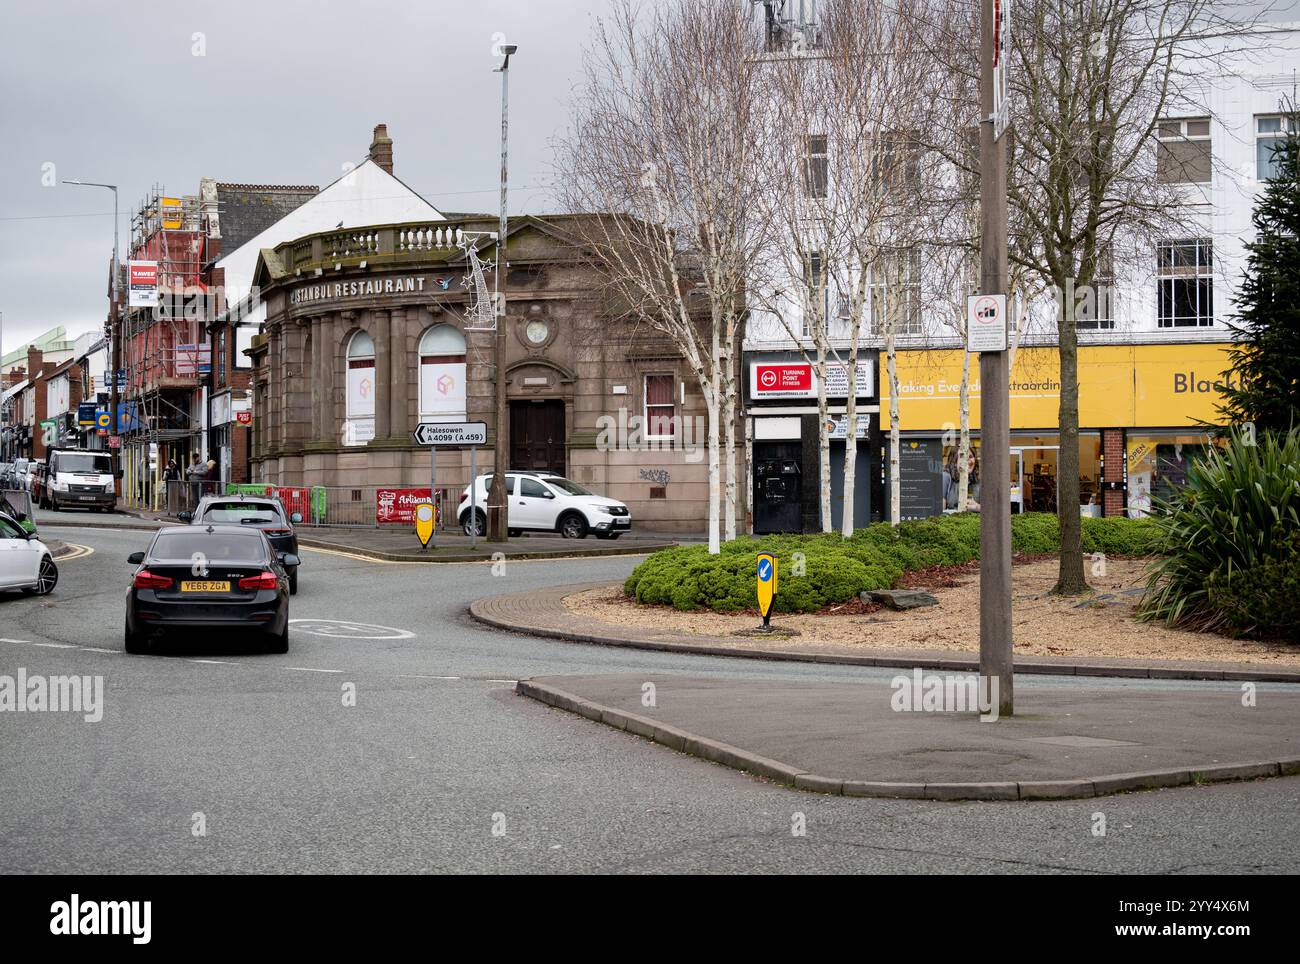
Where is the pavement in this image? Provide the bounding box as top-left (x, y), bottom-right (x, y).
top-left (4, 520), bottom-right (1300, 873)
top-left (519, 674), bottom-right (1300, 800)
top-left (28, 506), bottom-right (681, 561)
top-left (472, 582), bottom-right (1300, 683)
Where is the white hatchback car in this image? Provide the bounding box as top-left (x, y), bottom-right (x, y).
top-left (458, 472), bottom-right (632, 539)
top-left (0, 512), bottom-right (57, 595)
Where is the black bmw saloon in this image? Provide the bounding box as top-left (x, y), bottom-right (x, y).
top-left (125, 524), bottom-right (296, 654)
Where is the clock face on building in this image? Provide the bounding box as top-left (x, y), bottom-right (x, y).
top-left (525, 319), bottom-right (550, 345)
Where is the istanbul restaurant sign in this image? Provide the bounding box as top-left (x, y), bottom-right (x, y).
top-left (291, 275), bottom-right (441, 306)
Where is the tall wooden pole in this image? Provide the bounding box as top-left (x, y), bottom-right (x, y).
top-left (979, 0), bottom-right (1013, 716)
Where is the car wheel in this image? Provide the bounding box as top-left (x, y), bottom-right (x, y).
top-left (29, 555), bottom-right (57, 595)
top-left (124, 618), bottom-right (149, 655)
top-left (288, 568), bottom-right (298, 595)
top-left (266, 624), bottom-right (289, 654)
top-left (463, 509), bottom-right (486, 537)
top-left (559, 512), bottom-right (588, 539)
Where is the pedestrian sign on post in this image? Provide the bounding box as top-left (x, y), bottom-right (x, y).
top-left (967, 293), bottom-right (1008, 352)
top-left (414, 502), bottom-right (435, 551)
top-left (756, 552), bottom-right (778, 629)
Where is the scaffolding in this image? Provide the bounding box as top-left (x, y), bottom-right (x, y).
top-left (119, 185), bottom-right (209, 507)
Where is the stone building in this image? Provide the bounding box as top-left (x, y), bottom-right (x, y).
top-left (247, 214), bottom-right (728, 532)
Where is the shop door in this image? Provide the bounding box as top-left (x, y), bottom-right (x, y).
top-left (753, 442), bottom-right (804, 534)
top-left (829, 442), bottom-right (873, 529)
top-left (510, 400), bottom-right (566, 476)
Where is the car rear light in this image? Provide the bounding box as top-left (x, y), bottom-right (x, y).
top-left (133, 570), bottom-right (173, 590)
top-left (459, 492), bottom-right (468, 503)
top-left (261, 528), bottom-right (292, 536)
top-left (238, 571), bottom-right (279, 590)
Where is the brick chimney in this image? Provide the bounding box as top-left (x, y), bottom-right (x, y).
top-left (369, 124), bottom-right (394, 174)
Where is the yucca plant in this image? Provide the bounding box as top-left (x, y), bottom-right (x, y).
top-left (1139, 427), bottom-right (1300, 639)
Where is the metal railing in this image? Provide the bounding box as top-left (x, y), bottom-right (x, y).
top-left (160, 482), bottom-right (462, 529)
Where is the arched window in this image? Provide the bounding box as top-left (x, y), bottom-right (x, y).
top-left (344, 330), bottom-right (375, 444)
top-left (418, 324), bottom-right (467, 421)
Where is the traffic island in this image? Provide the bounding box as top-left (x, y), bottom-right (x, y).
top-left (471, 581), bottom-right (1300, 683)
top-left (516, 673), bottom-right (1300, 800)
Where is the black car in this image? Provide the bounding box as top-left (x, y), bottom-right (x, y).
top-left (181, 495), bottom-right (302, 594)
top-left (124, 524), bottom-right (296, 655)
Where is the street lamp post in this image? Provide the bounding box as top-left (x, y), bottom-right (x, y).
top-left (487, 42), bottom-right (517, 543)
top-left (64, 179), bottom-right (121, 484)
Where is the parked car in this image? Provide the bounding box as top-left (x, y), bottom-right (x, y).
top-left (0, 510), bottom-right (57, 595)
top-left (39, 447), bottom-right (117, 512)
top-left (10, 458), bottom-right (33, 493)
top-left (0, 462), bottom-right (14, 488)
top-left (458, 471), bottom-right (632, 539)
top-left (124, 524), bottom-right (295, 655)
top-left (180, 495), bottom-right (302, 594)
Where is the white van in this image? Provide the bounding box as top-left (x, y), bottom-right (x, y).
top-left (40, 448), bottom-right (117, 512)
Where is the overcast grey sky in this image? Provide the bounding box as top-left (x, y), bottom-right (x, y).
top-left (0, 0), bottom-right (611, 349)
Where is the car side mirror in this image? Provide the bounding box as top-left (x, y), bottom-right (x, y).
top-left (279, 553), bottom-right (300, 567)
top-left (289, 512), bottom-right (302, 524)
top-left (115, 469), bottom-right (124, 480)
top-left (544, 491), bottom-right (555, 499)
top-left (127, 551), bottom-right (145, 564)
top-left (177, 511), bottom-right (192, 522)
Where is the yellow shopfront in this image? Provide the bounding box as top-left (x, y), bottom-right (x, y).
top-left (881, 343), bottom-right (1234, 519)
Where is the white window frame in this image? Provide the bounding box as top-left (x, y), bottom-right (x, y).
top-left (643, 372), bottom-right (676, 441)
top-left (1256, 114), bottom-right (1294, 181)
top-left (1157, 238), bottom-right (1214, 328)
top-left (1156, 117), bottom-right (1212, 185)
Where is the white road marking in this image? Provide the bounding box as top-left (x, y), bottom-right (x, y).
top-left (286, 666), bottom-right (344, 674)
top-left (486, 679), bottom-right (518, 684)
top-left (397, 674), bottom-right (461, 680)
top-left (0, 638), bottom-right (31, 644)
top-left (31, 642), bottom-right (77, 649)
top-left (189, 659), bottom-right (238, 665)
top-left (82, 647), bottom-right (119, 654)
top-left (288, 619), bottom-right (414, 640)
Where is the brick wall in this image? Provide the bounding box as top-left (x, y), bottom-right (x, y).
top-left (1101, 427), bottom-right (1126, 518)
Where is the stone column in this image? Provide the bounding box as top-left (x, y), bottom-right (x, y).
top-left (389, 306), bottom-right (409, 439)
top-left (334, 312), bottom-right (352, 445)
top-left (372, 308), bottom-right (391, 440)
top-left (309, 316), bottom-right (325, 442)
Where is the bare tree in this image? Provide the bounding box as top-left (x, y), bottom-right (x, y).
top-left (554, 0), bottom-right (771, 553)
top-left (756, 0), bottom-right (935, 533)
top-left (1003, 0), bottom-right (1268, 593)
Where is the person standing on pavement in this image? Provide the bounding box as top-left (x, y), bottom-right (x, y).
top-left (185, 453), bottom-right (206, 508)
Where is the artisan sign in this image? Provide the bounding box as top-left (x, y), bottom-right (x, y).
top-left (291, 275), bottom-right (437, 306)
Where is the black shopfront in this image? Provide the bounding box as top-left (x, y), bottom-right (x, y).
top-left (745, 350), bottom-right (883, 535)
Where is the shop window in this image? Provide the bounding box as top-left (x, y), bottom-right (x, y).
top-left (1156, 117), bottom-right (1211, 184)
top-left (644, 374), bottom-right (675, 440)
top-left (345, 330), bottom-right (375, 444)
top-left (1125, 434), bottom-right (1217, 517)
top-left (1256, 115), bottom-right (1294, 181)
top-left (802, 135), bottom-right (828, 199)
top-left (1157, 239), bottom-right (1214, 327)
top-left (418, 324), bottom-right (467, 421)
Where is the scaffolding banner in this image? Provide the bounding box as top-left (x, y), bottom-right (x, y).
top-left (127, 261), bottom-right (159, 307)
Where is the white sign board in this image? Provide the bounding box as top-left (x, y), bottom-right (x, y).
top-left (967, 293), bottom-right (1007, 352)
top-left (418, 361), bottom-right (468, 419)
top-left (826, 414), bottom-right (871, 440)
top-left (412, 421), bottom-right (488, 446)
top-left (127, 260), bottom-right (159, 308)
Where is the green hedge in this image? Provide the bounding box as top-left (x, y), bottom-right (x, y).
top-left (624, 512), bottom-right (1163, 613)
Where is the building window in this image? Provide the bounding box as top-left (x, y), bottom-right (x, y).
top-left (1256, 115), bottom-right (1294, 181)
top-left (803, 135), bottom-right (828, 199)
top-left (1156, 117), bottom-right (1211, 184)
top-left (644, 374), bottom-right (675, 440)
top-left (1157, 239), bottom-right (1214, 327)
top-left (345, 330), bottom-right (375, 444)
top-left (869, 249), bottom-right (922, 336)
top-left (1076, 249), bottom-right (1115, 330)
top-left (801, 250), bottom-right (827, 336)
top-left (418, 324), bottom-right (467, 421)
top-left (217, 330), bottom-right (227, 385)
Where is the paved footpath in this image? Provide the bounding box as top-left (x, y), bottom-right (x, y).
top-left (473, 582), bottom-right (1300, 683)
top-left (520, 673), bottom-right (1300, 801)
